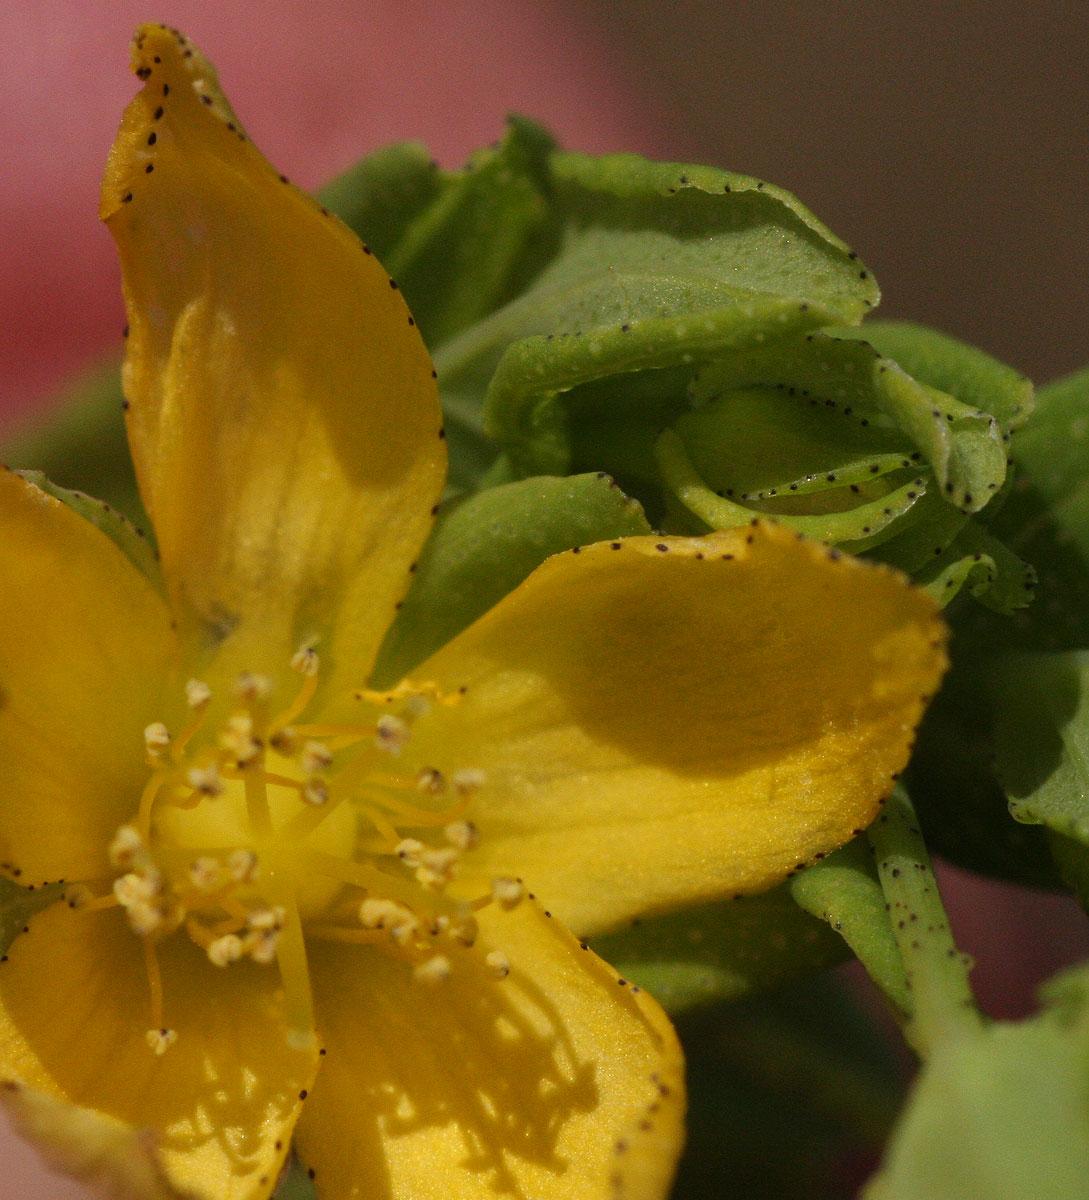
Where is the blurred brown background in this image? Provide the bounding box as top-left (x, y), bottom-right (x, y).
top-left (575, 0), bottom-right (1089, 384)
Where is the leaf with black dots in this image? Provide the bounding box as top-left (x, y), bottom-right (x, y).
top-left (372, 472), bottom-right (651, 685)
top-left (0, 877), bottom-right (65, 959)
top-left (450, 150), bottom-right (879, 477)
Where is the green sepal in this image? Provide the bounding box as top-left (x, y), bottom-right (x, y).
top-left (588, 884), bottom-right (845, 1016)
top-left (1, 358), bottom-right (142, 526)
top-left (991, 650), bottom-right (1089, 863)
top-left (0, 879), bottom-right (66, 958)
top-left (914, 522), bottom-right (1035, 613)
top-left (690, 333), bottom-right (1007, 512)
top-left (372, 472), bottom-right (651, 685)
top-left (379, 117), bottom-right (558, 348)
top-left (835, 320), bottom-right (1034, 434)
top-left (863, 962), bottom-right (1089, 1200)
top-left (9, 469), bottom-right (160, 588)
top-left (790, 840), bottom-right (911, 1020)
top-left (316, 140), bottom-right (442, 266)
top-left (443, 150), bottom-right (878, 476)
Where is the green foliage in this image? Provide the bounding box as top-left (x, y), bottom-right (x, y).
top-left (373, 472), bottom-right (651, 684)
top-left (0, 878), bottom-right (65, 958)
top-left (864, 964), bottom-right (1089, 1200)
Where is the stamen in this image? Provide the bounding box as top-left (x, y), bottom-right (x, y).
top-left (395, 838), bottom-right (425, 866)
top-left (143, 938), bottom-right (165, 1037)
top-left (268, 648), bottom-right (320, 735)
top-left (145, 1028), bottom-right (177, 1056)
top-left (185, 679), bottom-right (212, 709)
top-left (444, 820), bottom-right (479, 850)
top-left (300, 741), bottom-right (332, 774)
top-left (188, 857), bottom-right (222, 892)
top-left (452, 768), bottom-right (486, 797)
top-left (144, 722), bottom-right (171, 760)
top-left (375, 714), bottom-right (409, 755)
top-left (228, 848), bottom-right (259, 883)
top-left (491, 877), bottom-right (524, 910)
top-left (413, 955), bottom-right (452, 985)
top-left (109, 825), bottom-right (144, 869)
top-left (186, 763), bottom-right (223, 797)
top-left (486, 950), bottom-right (511, 978)
top-left (207, 933), bottom-right (244, 967)
top-left (235, 672), bottom-right (273, 703)
top-left (416, 768), bottom-right (446, 795)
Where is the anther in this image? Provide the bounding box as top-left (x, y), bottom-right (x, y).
top-left (300, 741), bottom-right (332, 774)
top-left (375, 714), bottom-right (409, 755)
top-left (395, 839), bottom-right (425, 866)
top-left (235, 673), bottom-right (273, 703)
top-left (413, 955), bottom-right (452, 985)
top-left (187, 763), bottom-right (223, 796)
top-left (228, 848), bottom-right (259, 883)
top-left (221, 713), bottom-right (261, 764)
top-left (207, 934), bottom-right (244, 967)
top-left (452, 768), bottom-right (486, 796)
top-left (416, 768), bottom-right (446, 794)
top-left (188, 857), bottom-right (222, 892)
top-left (291, 647), bottom-right (319, 676)
top-left (302, 779), bottom-right (329, 806)
top-left (145, 1029), bottom-right (177, 1056)
top-left (109, 825), bottom-right (144, 869)
top-left (185, 679), bottom-right (211, 709)
top-left (448, 912), bottom-right (478, 946)
top-left (144, 722), bottom-right (171, 758)
top-left (269, 726), bottom-right (299, 754)
top-left (486, 950), bottom-right (511, 978)
top-left (444, 820), bottom-right (479, 851)
top-left (491, 877), bottom-right (524, 910)
top-left (416, 847), bottom-right (460, 890)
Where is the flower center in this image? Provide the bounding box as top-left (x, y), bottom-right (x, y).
top-left (75, 650), bottom-right (520, 1056)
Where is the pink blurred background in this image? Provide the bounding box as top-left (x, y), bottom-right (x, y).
top-left (3, 2), bottom-right (1088, 1195)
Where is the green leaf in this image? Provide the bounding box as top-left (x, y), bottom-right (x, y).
top-left (992, 650), bottom-right (1089, 853)
top-left (434, 151), bottom-right (877, 477)
top-left (317, 140), bottom-right (441, 266)
top-left (833, 320), bottom-right (1033, 434)
top-left (0, 879), bottom-right (65, 958)
top-left (372, 472), bottom-right (651, 685)
top-left (791, 840), bottom-right (911, 1020)
top-left (11, 470), bottom-right (161, 588)
top-left (589, 884), bottom-right (845, 1015)
top-left (1, 358), bottom-right (143, 525)
top-left (863, 963), bottom-right (1089, 1200)
top-left (380, 117), bottom-right (558, 348)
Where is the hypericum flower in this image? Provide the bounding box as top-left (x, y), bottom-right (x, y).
top-left (0, 25), bottom-right (946, 1200)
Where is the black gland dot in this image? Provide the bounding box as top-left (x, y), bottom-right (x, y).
top-left (201, 95), bottom-right (213, 106)
top-left (147, 132), bottom-right (157, 146)
top-left (153, 106), bottom-right (164, 119)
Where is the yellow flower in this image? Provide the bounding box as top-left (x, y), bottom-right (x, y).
top-left (0, 24), bottom-right (946, 1200)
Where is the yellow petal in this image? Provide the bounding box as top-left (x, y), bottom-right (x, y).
top-left (101, 25), bottom-right (445, 684)
top-left (406, 522), bottom-right (947, 935)
top-left (0, 468), bottom-right (177, 884)
top-left (296, 899), bottom-right (684, 1200)
top-left (0, 1083), bottom-right (185, 1200)
top-left (0, 901), bottom-right (318, 1199)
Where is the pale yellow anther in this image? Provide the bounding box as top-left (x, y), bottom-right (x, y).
top-left (375, 714), bottom-right (409, 755)
top-left (302, 779), bottom-right (329, 806)
top-left (395, 838), bottom-right (425, 867)
top-left (452, 768), bottom-right (487, 796)
top-left (114, 870), bottom-right (162, 907)
top-left (291, 646), bottom-right (319, 676)
top-left (207, 933), bottom-right (244, 968)
top-left (185, 679), bottom-right (212, 709)
top-left (413, 955), bottom-right (452, 986)
top-left (235, 672), bottom-right (273, 703)
top-left (491, 877), bottom-right (524, 910)
top-left (388, 912), bottom-right (420, 945)
top-left (248, 929), bottom-right (280, 964)
top-left (126, 899), bottom-right (167, 937)
top-left (108, 824), bottom-right (144, 869)
top-left (187, 763), bottom-right (223, 796)
top-left (416, 847), bottom-right (460, 891)
top-left (228, 848), bottom-right (259, 883)
top-left (415, 767), bottom-right (446, 795)
top-left (143, 722), bottom-right (171, 757)
top-left (444, 820), bottom-right (480, 851)
top-left (145, 1029), bottom-right (178, 1056)
top-left (246, 906), bottom-right (285, 932)
top-left (301, 741), bottom-right (332, 774)
top-left (220, 713), bottom-right (261, 764)
top-left (448, 913), bottom-right (479, 947)
top-left (188, 856), bottom-right (222, 892)
top-left (359, 897), bottom-right (414, 932)
top-left (486, 950), bottom-right (511, 978)
top-left (269, 726), bottom-right (299, 754)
